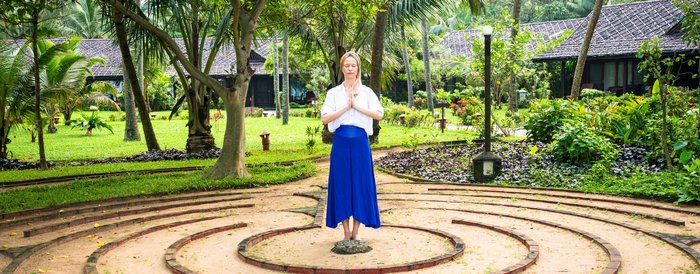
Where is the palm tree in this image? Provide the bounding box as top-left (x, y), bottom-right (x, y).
top-left (282, 34), bottom-right (290, 125)
top-left (105, 0), bottom-right (271, 179)
top-left (60, 0), bottom-right (107, 38)
top-left (39, 37), bottom-right (105, 133)
top-left (570, 0), bottom-right (604, 100)
top-left (273, 36), bottom-right (281, 118)
top-left (401, 26), bottom-right (414, 109)
top-left (367, 0), bottom-right (484, 140)
top-left (421, 18), bottom-right (435, 114)
top-left (0, 45), bottom-right (31, 158)
top-left (107, 2), bottom-right (160, 151)
top-left (508, 0), bottom-right (522, 112)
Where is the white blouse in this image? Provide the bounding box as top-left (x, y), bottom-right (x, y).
top-left (321, 84), bottom-right (383, 136)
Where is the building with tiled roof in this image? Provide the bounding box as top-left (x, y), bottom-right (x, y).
top-left (441, 0), bottom-right (698, 97)
top-left (61, 38), bottom-right (280, 108)
top-left (534, 0), bottom-right (698, 96)
top-left (441, 18), bottom-right (583, 59)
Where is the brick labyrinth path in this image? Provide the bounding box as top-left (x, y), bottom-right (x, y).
top-left (1, 154), bottom-right (700, 273)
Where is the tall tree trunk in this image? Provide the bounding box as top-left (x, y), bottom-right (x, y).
top-left (136, 46), bottom-right (150, 113)
top-left (123, 62), bottom-right (140, 141)
top-left (368, 2), bottom-right (388, 143)
top-left (0, 95), bottom-right (8, 158)
top-left (106, 0), bottom-right (267, 179)
top-left (31, 18), bottom-right (48, 169)
top-left (112, 8), bottom-right (160, 151)
top-left (508, 0), bottom-right (522, 112)
top-left (402, 27), bottom-right (414, 109)
top-left (282, 34), bottom-right (290, 125)
top-left (570, 0), bottom-right (604, 100)
top-left (0, 127), bottom-right (8, 159)
top-left (205, 89), bottom-right (249, 179)
top-left (184, 6), bottom-right (216, 153)
top-left (421, 19), bottom-right (434, 113)
top-left (273, 36), bottom-right (281, 119)
top-left (660, 81), bottom-right (673, 170)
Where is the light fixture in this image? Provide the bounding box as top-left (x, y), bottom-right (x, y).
top-left (482, 25), bottom-right (493, 36)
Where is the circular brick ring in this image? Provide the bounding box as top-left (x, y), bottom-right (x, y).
top-left (451, 219), bottom-right (539, 273)
top-left (237, 224), bottom-right (465, 273)
top-left (165, 223), bottom-right (248, 274)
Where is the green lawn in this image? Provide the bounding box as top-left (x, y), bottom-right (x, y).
top-left (7, 112), bottom-right (471, 162)
top-left (0, 161), bottom-right (316, 214)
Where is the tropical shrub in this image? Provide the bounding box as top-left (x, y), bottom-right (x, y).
top-left (449, 96), bottom-right (483, 125)
top-left (404, 110), bottom-right (432, 127)
top-left (524, 98), bottom-right (578, 142)
top-left (70, 111), bottom-right (114, 135)
top-left (550, 121), bottom-right (617, 164)
top-left (384, 104), bottom-right (411, 124)
top-left (580, 88), bottom-right (608, 100)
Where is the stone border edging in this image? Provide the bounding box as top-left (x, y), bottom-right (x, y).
top-left (83, 216), bottom-right (228, 274)
top-left (0, 191), bottom-right (264, 229)
top-left (381, 191), bottom-right (685, 226)
top-left (164, 223), bottom-right (248, 274)
top-left (1, 204), bottom-right (254, 274)
top-left (427, 187), bottom-right (700, 216)
top-left (397, 197), bottom-right (700, 269)
top-left (237, 224), bottom-right (465, 273)
top-left (376, 167), bottom-right (700, 214)
top-left (0, 167), bottom-right (204, 188)
top-left (23, 197), bottom-right (253, 237)
top-left (415, 207), bottom-right (622, 274)
top-left (451, 219), bottom-right (538, 273)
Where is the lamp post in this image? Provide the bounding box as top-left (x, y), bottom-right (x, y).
top-left (472, 26), bottom-right (502, 182)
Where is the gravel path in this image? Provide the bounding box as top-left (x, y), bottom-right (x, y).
top-left (1, 150), bottom-right (699, 273)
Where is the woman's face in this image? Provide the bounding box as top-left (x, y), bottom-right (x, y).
top-left (342, 57), bottom-right (358, 81)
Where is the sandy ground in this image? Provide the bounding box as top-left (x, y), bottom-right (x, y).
top-left (1, 148), bottom-right (699, 273)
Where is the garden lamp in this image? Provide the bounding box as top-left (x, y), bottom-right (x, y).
top-left (473, 25), bottom-right (502, 182)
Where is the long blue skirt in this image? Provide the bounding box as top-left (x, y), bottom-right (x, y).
top-left (325, 125), bottom-right (381, 229)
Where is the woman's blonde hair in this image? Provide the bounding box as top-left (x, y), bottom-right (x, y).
top-left (340, 51), bottom-right (362, 94)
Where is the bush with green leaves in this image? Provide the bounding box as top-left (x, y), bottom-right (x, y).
top-left (580, 88), bottom-right (608, 100)
top-left (404, 110), bottom-right (432, 127)
top-left (524, 98), bottom-right (578, 142)
top-left (449, 96), bottom-right (483, 126)
top-left (384, 104), bottom-right (412, 124)
top-left (550, 121), bottom-right (617, 164)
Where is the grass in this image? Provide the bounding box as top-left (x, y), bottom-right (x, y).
top-left (0, 161), bottom-right (316, 214)
top-left (7, 111), bottom-right (470, 162)
top-left (0, 109), bottom-right (473, 213)
top-left (0, 159), bottom-right (214, 183)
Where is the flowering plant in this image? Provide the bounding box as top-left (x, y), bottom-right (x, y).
top-left (450, 96), bottom-right (483, 125)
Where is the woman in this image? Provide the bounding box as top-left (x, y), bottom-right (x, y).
top-left (321, 51), bottom-right (383, 241)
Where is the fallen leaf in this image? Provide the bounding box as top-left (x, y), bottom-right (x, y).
top-left (7, 232), bottom-right (17, 236)
top-left (94, 223), bottom-right (101, 228)
top-left (86, 234), bottom-right (94, 238)
top-left (97, 242), bottom-right (106, 247)
top-left (38, 268), bottom-right (46, 273)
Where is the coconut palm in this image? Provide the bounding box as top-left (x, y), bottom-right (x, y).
top-left (0, 44), bottom-right (32, 158)
top-left (38, 37), bottom-right (106, 133)
top-left (56, 0), bottom-right (108, 38)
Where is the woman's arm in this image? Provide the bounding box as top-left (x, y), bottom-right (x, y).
top-left (352, 89), bottom-right (383, 121)
top-left (352, 101), bottom-right (383, 120)
top-left (321, 91), bottom-right (353, 124)
top-left (321, 104), bottom-right (351, 124)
